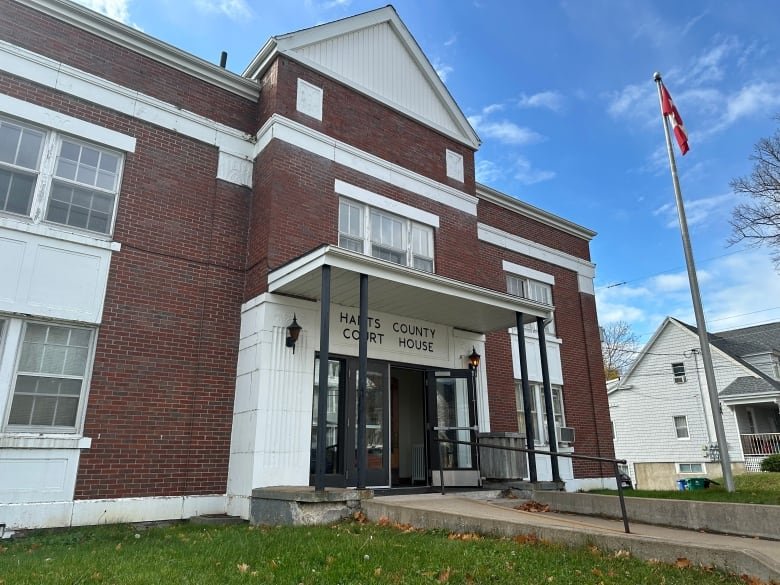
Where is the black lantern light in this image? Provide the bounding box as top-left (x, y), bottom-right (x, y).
top-left (286, 314), bottom-right (302, 353)
top-left (468, 346), bottom-right (481, 370)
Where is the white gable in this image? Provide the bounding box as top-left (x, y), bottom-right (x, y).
top-left (245, 7), bottom-right (479, 149)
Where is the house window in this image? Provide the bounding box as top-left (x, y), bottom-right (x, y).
top-left (673, 415), bottom-right (689, 439)
top-left (773, 358), bottom-right (780, 380)
top-left (507, 275), bottom-right (555, 335)
top-left (338, 198), bottom-right (434, 272)
top-left (677, 463), bottom-right (704, 474)
top-left (6, 322), bottom-right (94, 432)
top-left (515, 381), bottom-right (565, 444)
top-left (672, 362), bottom-right (686, 383)
top-left (0, 116), bottom-right (123, 235)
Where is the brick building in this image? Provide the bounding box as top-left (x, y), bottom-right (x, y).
top-left (0, 0), bottom-right (612, 527)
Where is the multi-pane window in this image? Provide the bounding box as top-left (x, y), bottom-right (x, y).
top-left (507, 274), bottom-right (555, 335)
top-left (0, 116), bottom-right (123, 235)
top-left (673, 415), bottom-right (689, 439)
top-left (7, 322), bottom-right (93, 431)
top-left (0, 118), bottom-right (45, 215)
top-left (337, 199), bottom-right (434, 272)
top-left (672, 362), bottom-right (686, 383)
top-left (515, 381), bottom-right (565, 444)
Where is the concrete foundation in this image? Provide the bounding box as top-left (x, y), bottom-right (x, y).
top-left (250, 487), bottom-right (372, 526)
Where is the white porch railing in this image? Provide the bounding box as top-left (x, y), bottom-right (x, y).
top-left (740, 433), bottom-right (780, 456)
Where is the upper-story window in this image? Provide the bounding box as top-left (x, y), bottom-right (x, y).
top-left (672, 362), bottom-right (686, 383)
top-left (338, 198), bottom-right (434, 272)
top-left (0, 116), bottom-right (123, 236)
top-left (507, 274), bottom-right (555, 335)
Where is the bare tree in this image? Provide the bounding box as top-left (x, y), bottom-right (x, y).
top-left (600, 321), bottom-right (640, 381)
top-left (729, 121), bottom-right (780, 269)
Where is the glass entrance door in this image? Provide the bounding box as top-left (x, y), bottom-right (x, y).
top-left (426, 369), bottom-right (480, 486)
top-left (310, 357), bottom-right (389, 487)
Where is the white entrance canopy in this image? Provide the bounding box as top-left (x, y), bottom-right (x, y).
top-left (268, 246), bottom-right (552, 333)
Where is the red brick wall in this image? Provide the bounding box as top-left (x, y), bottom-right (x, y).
top-left (478, 198), bottom-right (591, 261)
top-left (243, 141), bottom-right (480, 300)
top-left (0, 66), bottom-right (250, 497)
top-left (0, 0), bottom-right (257, 133)
top-left (255, 55), bottom-right (476, 193)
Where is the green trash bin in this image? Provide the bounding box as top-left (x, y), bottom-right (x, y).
top-left (687, 477), bottom-right (708, 490)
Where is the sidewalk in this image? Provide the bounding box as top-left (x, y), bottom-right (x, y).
top-left (362, 493), bottom-right (780, 583)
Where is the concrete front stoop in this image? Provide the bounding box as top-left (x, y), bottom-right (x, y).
top-left (250, 487), bottom-right (372, 526)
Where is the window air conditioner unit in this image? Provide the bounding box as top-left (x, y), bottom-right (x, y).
top-left (558, 427), bottom-right (575, 444)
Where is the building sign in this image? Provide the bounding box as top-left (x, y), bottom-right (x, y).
top-left (330, 305), bottom-right (450, 362)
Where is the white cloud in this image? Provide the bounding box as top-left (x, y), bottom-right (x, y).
top-left (682, 36), bottom-right (741, 86)
top-left (444, 34), bottom-right (457, 47)
top-left (513, 156), bottom-right (555, 185)
top-left (195, 0), bottom-right (251, 20)
top-left (475, 159), bottom-right (503, 184)
top-left (517, 91), bottom-right (564, 112)
top-left (471, 120), bottom-right (543, 145)
top-left (73, 0), bottom-right (131, 23)
top-left (607, 83), bottom-right (652, 120)
top-left (432, 58), bottom-right (454, 82)
top-left (653, 193), bottom-right (732, 229)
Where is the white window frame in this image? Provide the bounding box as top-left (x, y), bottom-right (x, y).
top-left (673, 415), bottom-right (690, 439)
top-left (515, 381), bottom-right (565, 445)
top-left (337, 197), bottom-right (435, 272)
top-left (506, 274), bottom-right (555, 335)
top-left (2, 318), bottom-right (96, 434)
top-left (672, 362), bottom-right (686, 383)
top-left (0, 114), bottom-right (124, 237)
top-left (676, 462), bottom-right (705, 474)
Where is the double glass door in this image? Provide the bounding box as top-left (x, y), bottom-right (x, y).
top-left (310, 357), bottom-right (388, 487)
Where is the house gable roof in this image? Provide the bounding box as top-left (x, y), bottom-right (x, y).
top-left (618, 316), bottom-right (780, 399)
top-left (242, 6), bottom-right (480, 149)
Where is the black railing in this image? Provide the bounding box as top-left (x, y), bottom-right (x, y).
top-left (433, 437), bottom-right (631, 533)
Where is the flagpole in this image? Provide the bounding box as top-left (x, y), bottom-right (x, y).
top-left (653, 72), bottom-right (735, 492)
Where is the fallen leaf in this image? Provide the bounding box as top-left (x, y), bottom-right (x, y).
top-left (591, 568), bottom-right (603, 577)
top-left (377, 516), bottom-right (391, 526)
top-left (514, 501), bottom-right (550, 513)
top-left (115, 543), bottom-right (122, 551)
top-left (675, 558), bottom-right (691, 569)
top-left (374, 567), bottom-right (382, 576)
top-left (237, 563), bottom-right (250, 573)
top-left (353, 511), bottom-right (368, 524)
top-left (438, 567), bottom-right (452, 583)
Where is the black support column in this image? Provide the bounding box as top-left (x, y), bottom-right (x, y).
top-left (537, 316), bottom-right (561, 482)
top-left (356, 273), bottom-right (368, 488)
top-left (314, 265), bottom-right (331, 492)
top-left (516, 312), bottom-right (537, 482)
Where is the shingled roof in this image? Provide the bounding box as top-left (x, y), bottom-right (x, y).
top-left (671, 318), bottom-right (780, 397)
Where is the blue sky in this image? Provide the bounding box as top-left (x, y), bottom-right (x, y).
top-left (76, 0), bottom-right (780, 344)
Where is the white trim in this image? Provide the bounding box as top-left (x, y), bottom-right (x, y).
top-left (502, 260), bottom-right (555, 286)
top-left (255, 114), bottom-right (478, 215)
top-left (0, 40), bottom-right (254, 186)
top-left (479, 224), bottom-right (595, 293)
top-left (21, 0), bottom-right (259, 100)
top-left (335, 180), bottom-right (440, 228)
top-left (0, 216), bottom-right (121, 251)
top-left (0, 494), bottom-right (228, 530)
top-left (0, 94), bottom-right (135, 152)
top-left (0, 434), bottom-right (91, 449)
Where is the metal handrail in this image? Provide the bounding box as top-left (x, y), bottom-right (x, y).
top-left (433, 436), bottom-right (631, 533)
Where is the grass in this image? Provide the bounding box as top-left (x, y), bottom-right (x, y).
top-left (0, 518), bottom-right (752, 585)
top-left (591, 472), bottom-right (780, 505)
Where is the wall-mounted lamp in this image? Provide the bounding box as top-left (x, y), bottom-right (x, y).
top-left (468, 346), bottom-right (481, 370)
top-left (286, 314), bottom-right (302, 353)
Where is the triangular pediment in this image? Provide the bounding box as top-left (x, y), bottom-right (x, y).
top-left (244, 7), bottom-right (479, 149)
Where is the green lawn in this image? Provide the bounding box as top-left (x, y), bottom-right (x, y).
top-left (0, 519), bottom-right (750, 584)
top-left (592, 472), bottom-right (780, 505)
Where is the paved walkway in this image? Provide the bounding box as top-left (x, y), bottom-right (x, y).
top-left (362, 493), bottom-right (780, 582)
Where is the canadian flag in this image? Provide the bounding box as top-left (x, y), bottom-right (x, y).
top-left (660, 84), bottom-right (689, 155)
